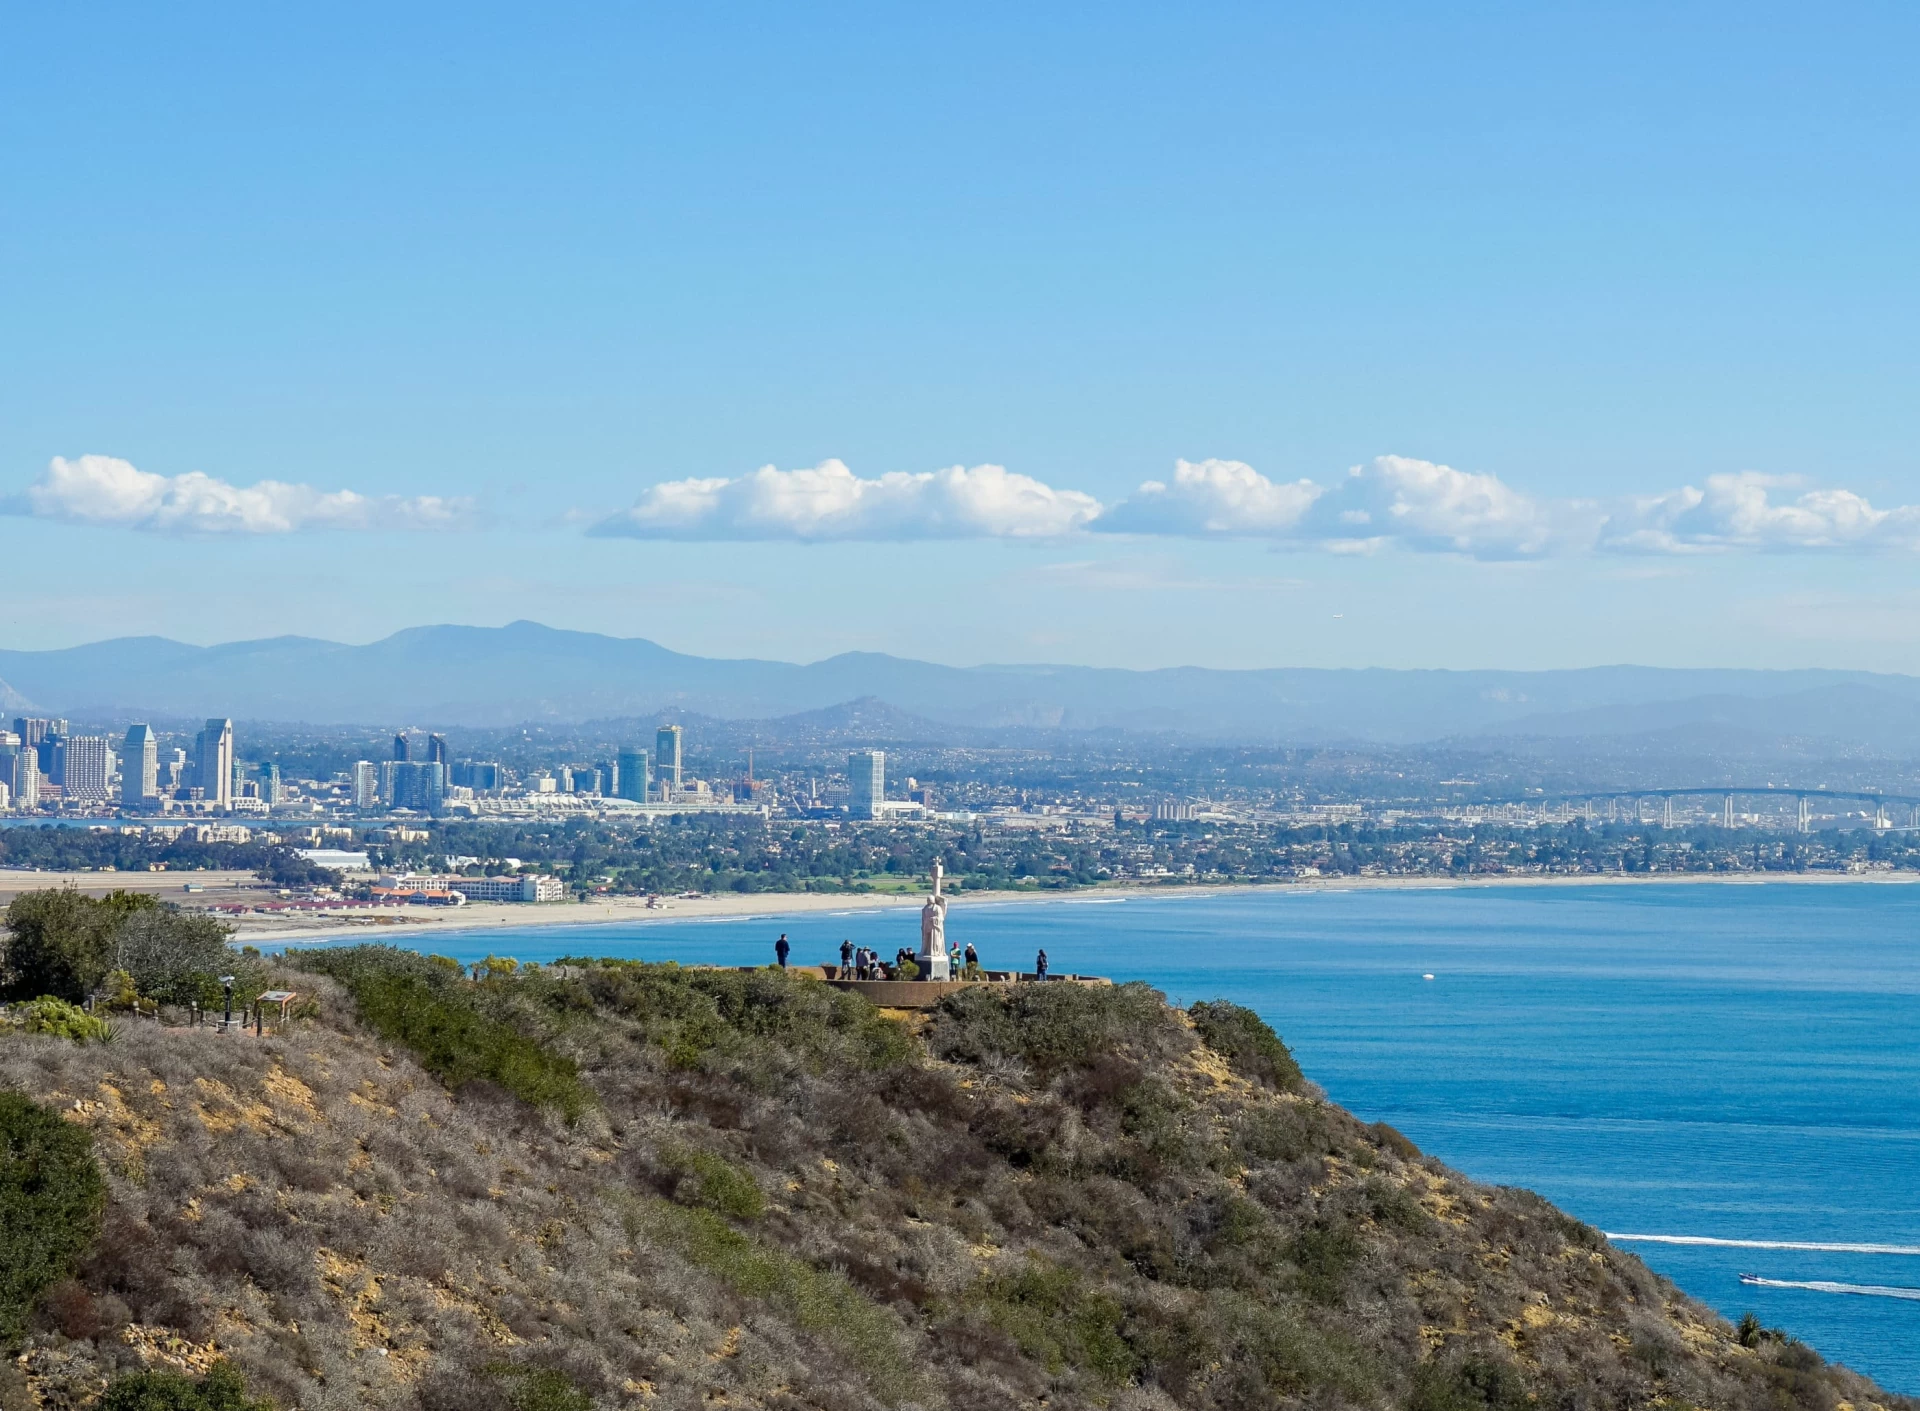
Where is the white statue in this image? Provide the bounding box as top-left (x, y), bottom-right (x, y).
top-left (918, 860), bottom-right (951, 979)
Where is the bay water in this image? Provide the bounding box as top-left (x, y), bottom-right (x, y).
top-left (320, 882), bottom-right (1920, 1390)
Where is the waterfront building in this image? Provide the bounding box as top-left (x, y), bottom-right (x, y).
top-left (261, 761), bottom-right (283, 806)
top-left (617, 747), bottom-right (650, 802)
top-left (352, 760), bottom-right (379, 809)
top-left (122, 724), bottom-right (159, 806)
top-left (59, 736), bottom-right (114, 803)
top-left (444, 874), bottom-right (567, 903)
top-left (195, 719), bottom-right (234, 808)
top-left (849, 749), bottom-right (884, 819)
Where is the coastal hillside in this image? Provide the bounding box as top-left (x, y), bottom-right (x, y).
top-left (1, 948), bottom-right (1903, 1411)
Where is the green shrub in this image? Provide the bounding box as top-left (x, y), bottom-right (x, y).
top-left (8, 996), bottom-right (114, 1043)
top-left (482, 1364), bottom-right (592, 1411)
top-left (1188, 1000), bottom-right (1304, 1091)
top-left (98, 1361), bottom-right (269, 1410)
top-left (293, 947), bottom-right (590, 1121)
top-left (0, 1090), bottom-right (106, 1344)
top-left (1288, 1219), bottom-right (1363, 1305)
top-left (1, 890), bottom-right (158, 1003)
top-left (578, 961), bottom-right (912, 1074)
top-left (622, 1195), bottom-right (921, 1405)
top-left (933, 981), bottom-right (1178, 1076)
top-left (1409, 1350), bottom-right (1530, 1411)
top-left (1233, 1102), bottom-right (1339, 1164)
top-left (110, 909), bottom-right (237, 1006)
top-left (663, 1143), bottom-right (764, 1219)
top-left (974, 1257), bottom-right (1137, 1385)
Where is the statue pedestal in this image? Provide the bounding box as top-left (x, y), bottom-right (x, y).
top-left (921, 951), bottom-right (951, 981)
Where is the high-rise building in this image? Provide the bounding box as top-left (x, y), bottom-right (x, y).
top-left (656, 725), bottom-right (683, 797)
top-left (13, 718), bottom-right (68, 748)
top-left (0, 739), bottom-right (38, 809)
top-left (196, 719), bottom-right (234, 808)
top-left (164, 748), bottom-right (188, 792)
top-left (260, 762), bottom-right (283, 806)
top-left (849, 750), bottom-right (884, 819)
top-left (122, 724), bottom-right (159, 807)
top-left (392, 729), bottom-right (448, 764)
top-left (453, 760), bottom-right (501, 792)
top-left (617, 748), bottom-right (649, 802)
top-left (352, 760), bottom-right (379, 809)
top-left (389, 761), bottom-right (446, 812)
top-left (59, 736), bottom-right (113, 803)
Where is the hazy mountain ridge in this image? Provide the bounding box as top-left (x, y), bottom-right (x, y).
top-left (5, 621), bottom-right (1919, 748)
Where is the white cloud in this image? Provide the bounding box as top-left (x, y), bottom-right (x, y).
top-left (590, 459), bottom-right (1102, 540)
top-left (11, 455), bottom-right (473, 534)
top-left (591, 452), bottom-right (1920, 560)
top-left (1092, 458), bottom-right (1323, 536)
top-left (1097, 454), bottom-right (1564, 558)
top-left (1597, 472), bottom-right (1920, 554)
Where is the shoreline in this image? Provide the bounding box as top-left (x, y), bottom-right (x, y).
top-left (229, 866), bottom-right (1920, 946)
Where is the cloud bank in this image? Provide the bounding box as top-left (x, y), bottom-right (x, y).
top-left (1095, 455), bottom-right (1560, 558)
top-left (596, 455), bottom-right (1920, 557)
top-left (590, 459), bottom-right (1101, 540)
top-left (10, 455), bottom-right (473, 534)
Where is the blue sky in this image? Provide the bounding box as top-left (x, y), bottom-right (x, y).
top-left (4, 3), bottom-right (1920, 670)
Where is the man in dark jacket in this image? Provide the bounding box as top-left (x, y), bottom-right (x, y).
top-left (775, 933), bottom-right (790, 969)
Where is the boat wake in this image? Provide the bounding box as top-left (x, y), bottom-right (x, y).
top-left (1739, 1275), bottom-right (1920, 1302)
top-left (1607, 1233), bottom-right (1920, 1256)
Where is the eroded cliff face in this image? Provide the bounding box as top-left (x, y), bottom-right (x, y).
top-left (1, 954), bottom-right (1903, 1411)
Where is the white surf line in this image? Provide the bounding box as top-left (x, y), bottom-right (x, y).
top-left (1740, 1277), bottom-right (1920, 1302)
top-left (1607, 1233), bottom-right (1920, 1256)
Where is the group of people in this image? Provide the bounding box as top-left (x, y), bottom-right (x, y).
top-left (830, 939), bottom-right (985, 980)
top-left (776, 933), bottom-right (1048, 981)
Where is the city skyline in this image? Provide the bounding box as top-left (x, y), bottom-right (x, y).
top-left (6, 8), bottom-right (1920, 671)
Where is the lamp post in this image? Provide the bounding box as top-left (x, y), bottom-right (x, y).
top-left (220, 975), bottom-right (235, 1029)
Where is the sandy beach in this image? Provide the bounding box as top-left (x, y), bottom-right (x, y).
top-left (221, 866), bottom-right (1920, 947)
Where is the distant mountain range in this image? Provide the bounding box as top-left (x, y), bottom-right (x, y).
top-left (3, 620), bottom-right (1920, 749)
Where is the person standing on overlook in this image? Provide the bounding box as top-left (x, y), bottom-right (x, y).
top-left (840, 938), bottom-right (853, 973)
top-left (1035, 949), bottom-right (1048, 980)
top-left (775, 933), bottom-right (790, 970)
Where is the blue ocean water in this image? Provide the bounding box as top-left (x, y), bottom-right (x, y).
top-left (290, 883), bottom-right (1920, 1390)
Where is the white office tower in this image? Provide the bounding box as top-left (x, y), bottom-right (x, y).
top-left (655, 724), bottom-right (683, 797)
top-left (352, 760), bottom-right (379, 809)
top-left (60, 736), bottom-right (113, 802)
top-left (849, 750), bottom-right (884, 819)
top-left (122, 724), bottom-right (159, 806)
top-left (196, 719), bottom-right (234, 807)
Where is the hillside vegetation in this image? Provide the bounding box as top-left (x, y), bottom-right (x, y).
top-left (0, 942), bottom-right (1905, 1411)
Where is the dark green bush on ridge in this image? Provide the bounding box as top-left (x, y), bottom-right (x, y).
top-left (1188, 999), bottom-right (1304, 1091)
top-left (0, 1090), bottom-right (106, 1344)
top-left (98, 1361), bottom-right (270, 1411)
top-left (932, 979), bottom-right (1182, 1075)
top-left (1, 889), bottom-right (157, 1003)
top-left (292, 946), bottom-right (590, 1121)
top-left (570, 959), bottom-right (912, 1074)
